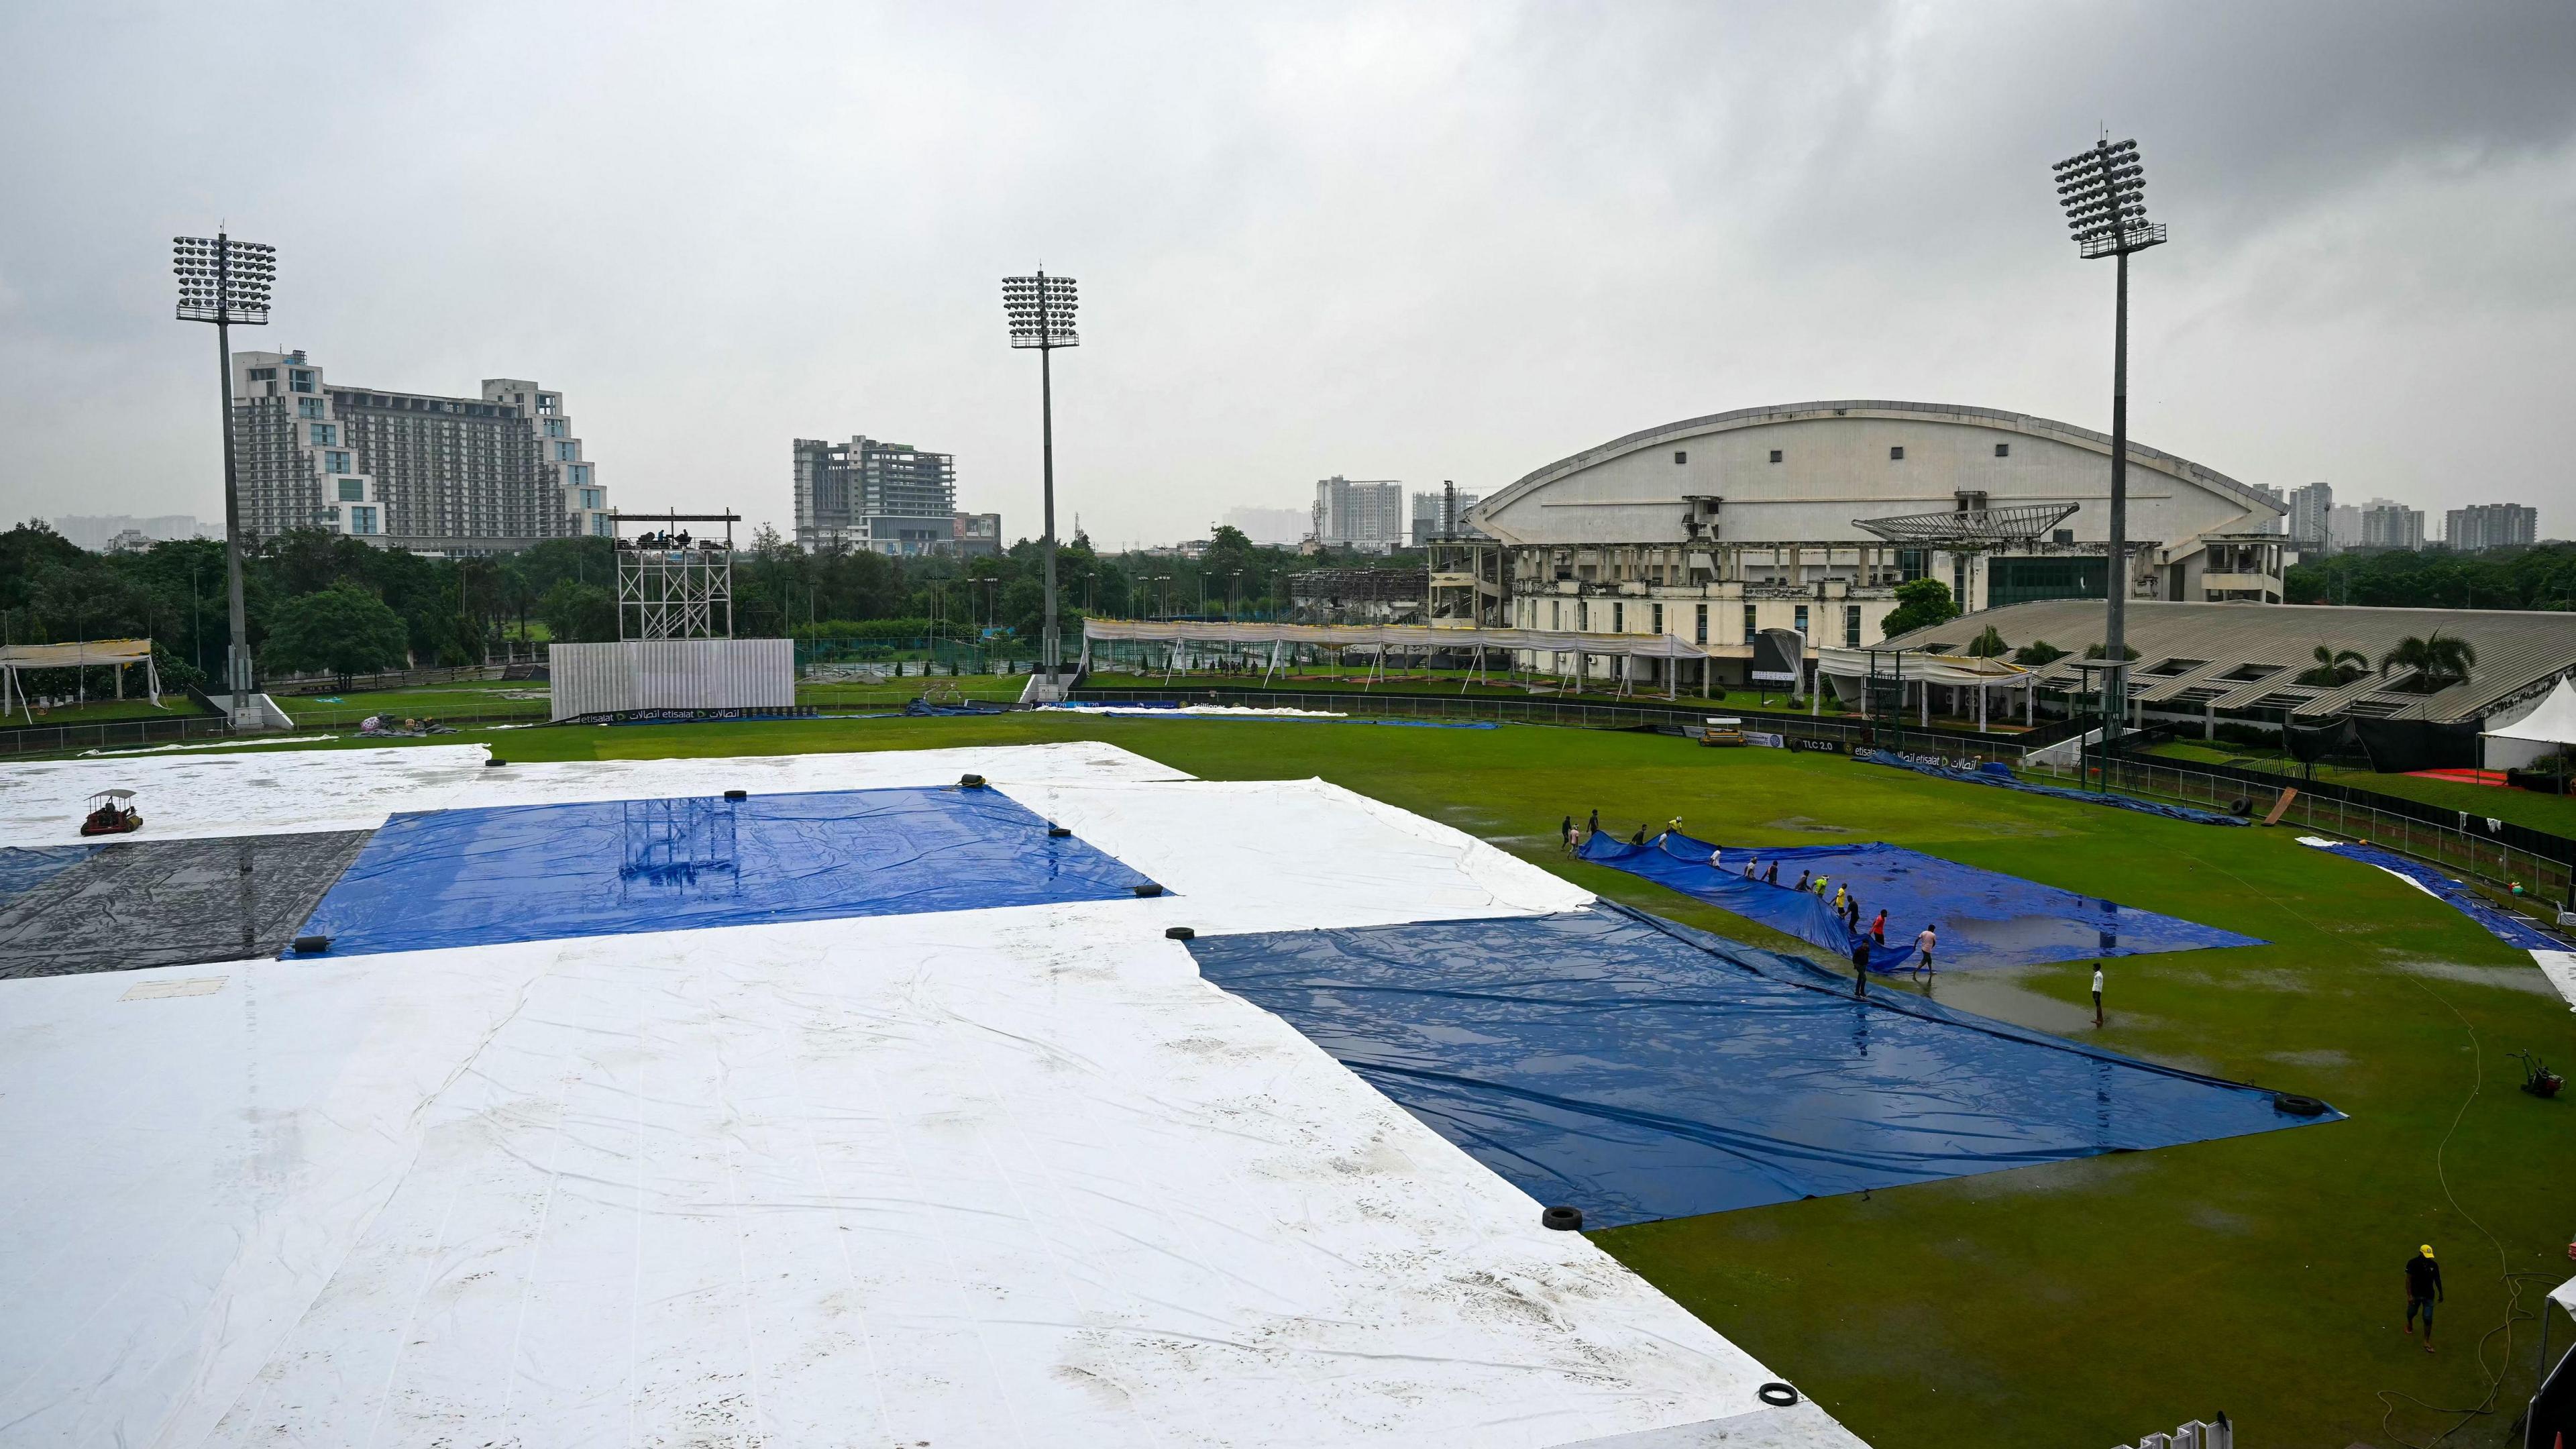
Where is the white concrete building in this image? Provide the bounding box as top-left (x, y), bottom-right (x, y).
top-left (792, 435), bottom-right (958, 555)
top-left (229, 350), bottom-right (610, 555)
top-left (1465, 400), bottom-right (2286, 689)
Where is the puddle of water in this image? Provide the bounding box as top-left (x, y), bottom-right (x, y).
top-left (2392, 958), bottom-right (2562, 998)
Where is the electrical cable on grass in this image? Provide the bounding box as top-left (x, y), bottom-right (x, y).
top-left (2371, 978), bottom-right (2553, 1448)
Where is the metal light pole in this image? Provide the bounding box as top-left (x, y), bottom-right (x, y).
top-left (2053, 138), bottom-right (2167, 751)
top-left (173, 233), bottom-right (274, 729)
top-left (1003, 270), bottom-right (1078, 695)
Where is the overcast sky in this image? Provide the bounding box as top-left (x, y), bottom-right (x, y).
top-left (3, 1), bottom-right (2572, 547)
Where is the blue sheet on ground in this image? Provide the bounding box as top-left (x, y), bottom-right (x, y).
top-left (1856, 749), bottom-right (2251, 825)
top-left (1578, 833), bottom-right (2264, 972)
top-left (2305, 839), bottom-right (2565, 951)
top-left (1188, 904), bottom-right (2334, 1226)
top-left (0, 846), bottom-right (99, 908)
top-left (296, 785), bottom-right (1153, 957)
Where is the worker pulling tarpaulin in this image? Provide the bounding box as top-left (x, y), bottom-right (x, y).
top-left (1578, 832), bottom-right (2265, 972)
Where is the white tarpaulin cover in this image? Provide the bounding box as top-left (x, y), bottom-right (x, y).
top-left (1815, 647), bottom-right (2030, 687)
top-left (0, 743), bottom-right (1859, 1448)
top-left (1085, 618), bottom-right (1723, 661)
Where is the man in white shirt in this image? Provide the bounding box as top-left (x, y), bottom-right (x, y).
top-left (1913, 924), bottom-right (1937, 979)
top-left (2092, 963), bottom-right (2106, 1026)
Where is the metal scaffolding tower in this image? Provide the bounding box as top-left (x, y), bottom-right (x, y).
top-left (612, 511), bottom-right (740, 641)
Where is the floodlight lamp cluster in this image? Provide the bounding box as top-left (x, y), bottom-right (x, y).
top-left (172, 235), bottom-right (276, 323)
top-left (1002, 272), bottom-right (1079, 348)
top-left (2052, 139), bottom-right (2165, 258)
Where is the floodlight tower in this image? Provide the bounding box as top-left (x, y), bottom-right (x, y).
top-left (1003, 270), bottom-right (1077, 694)
top-left (172, 233), bottom-right (276, 729)
top-left (2053, 136), bottom-right (2167, 749)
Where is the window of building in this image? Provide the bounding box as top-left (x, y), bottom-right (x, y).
top-left (1651, 603), bottom-right (1664, 635)
top-left (349, 506), bottom-right (377, 535)
top-left (248, 368), bottom-right (276, 382)
top-left (324, 450), bottom-right (350, 473)
top-left (568, 464), bottom-right (591, 486)
top-left (1743, 604), bottom-right (1758, 642)
top-left (555, 441), bottom-right (578, 462)
top-left (1611, 602), bottom-right (1624, 633)
top-left (1672, 450), bottom-right (1687, 464)
top-left (1768, 449), bottom-right (1782, 464)
top-left (1889, 445), bottom-right (1904, 461)
top-left (1844, 604), bottom-right (1862, 646)
top-left (592, 514), bottom-right (612, 536)
top-left (337, 478), bottom-right (363, 502)
top-left (578, 487), bottom-right (602, 510)
top-left (290, 370), bottom-right (315, 393)
top-left (2052, 529), bottom-right (2075, 544)
top-left (1896, 548), bottom-right (1927, 581)
top-left (544, 419), bottom-right (567, 437)
top-left (1694, 604), bottom-right (1708, 644)
top-left (1550, 600), bottom-right (1562, 630)
top-left (1953, 556), bottom-right (1968, 604)
top-left (536, 394), bottom-right (557, 414)
top-left (1994, 443), bottom-right (2010, 458)
top-left (310, 423), bottom-right (336, 445)
top-left (298, 398), bottom-right (326, 419)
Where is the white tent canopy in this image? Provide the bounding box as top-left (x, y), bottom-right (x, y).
top-left (2482, 676), bottom-right (2576, 745)
top-left (1814, 646), bottom-right (2034, 732)
top-left (1080, 619), bottom-right (1726, 698)
top-left (0, 637), bottom-right (161, 720)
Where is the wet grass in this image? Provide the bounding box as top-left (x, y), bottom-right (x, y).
top-left (127, 713), bottom-right (2576, 1447)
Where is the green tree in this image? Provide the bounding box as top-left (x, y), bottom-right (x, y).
top-left (537, 580), bottom-right (617, 643)
top-left (2082, 641), bottom-right (2141, 661)
top-left (261, 583), bottom-right (411, 682)
top-left (1962, 625), bottom-right (2008, 658)
top-left (2379, 631), bottom-right (2475, 692)
top-left (2012, 639), bottom-right (2068, 666)
top-left (2296, 644), bottom-right (2369, 688)
top-left (1878, 578), bottom-right (1959, 639)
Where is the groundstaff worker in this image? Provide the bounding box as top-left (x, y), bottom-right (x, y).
top-left (1912, 924), bottom-right (1937, 978)
top-left (2405, 1245), bottom-right (2443, 1352)
top-left (2091, 963), bottom-right (2105, 1026)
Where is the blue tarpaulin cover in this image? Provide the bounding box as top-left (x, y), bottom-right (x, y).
top-left (1577, 833), bottom-right (2265, 972)
top-left (1189, 904), bottom-right (2334, 1226)
top-left (1856, 749), bottom-right (2251, 825)
top-left (0, 846), bottom-right (98, 910)
top-left (297, 786), bottom-right (1154, 957)
top-left (2302, 839), bottom-right (2567, 951)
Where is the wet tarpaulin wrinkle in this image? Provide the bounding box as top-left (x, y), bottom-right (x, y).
top-left (1579, 833), bottom-right (2263, 972)
top-left (1189, 905), bottom-right (2335, 1226)
top-left (1856, 749), bottom-right (2252, 825)
top-left (299, 786), bottom-right (1155, 957)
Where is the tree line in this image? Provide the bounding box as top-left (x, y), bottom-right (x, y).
top-left (0, 519), bottom-right (1383, 690)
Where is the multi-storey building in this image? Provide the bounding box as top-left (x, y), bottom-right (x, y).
top-left (1410, 486), bottom-right (1483, 545)
top-left (2446, 502), bottom-right (2538, 552)
top-left (953, 511), bottom-right (1002, 559)
top-left (792, 436), bottom-right (957, 555)
top-left (229, 350), bottom-right (610, 554)
top-left (2287, 481), bottom-right (2334, 550)
top-left (2358, 500), bottom-right (2426, 551)
top-left (1313, 476), bottom-right (1405, 552)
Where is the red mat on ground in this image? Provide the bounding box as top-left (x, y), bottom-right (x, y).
top-left (2407, 768), bottom-right (2510, 786)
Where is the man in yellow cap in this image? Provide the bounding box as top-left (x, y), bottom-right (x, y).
top-left (2404, 1244), bottom-right (2443, 1352)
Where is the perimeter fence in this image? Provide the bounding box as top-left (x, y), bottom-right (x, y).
top-left (0, 712), bottom-right (233, 757)
top-left (2031, 751), bottom-right (2576, 908)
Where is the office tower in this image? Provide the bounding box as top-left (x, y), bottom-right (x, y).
top-left (2286, 481), bottom-right (2333, 549)
top-left (792, 436), bottom-right (959, 555)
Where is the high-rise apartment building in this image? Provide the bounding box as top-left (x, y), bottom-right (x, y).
top-left (2445, 502), bottom-right (2538, 552)
top-left (1313, 476), bottom-right (1406, 552)
top-left (1410, 486), bottom-right (1483, 545)
top-left (2286, 481), bottom-right (2333, 549)
top-left (2247, 484), bottom-right (2286, 535)
top-left (2357, 498), bottom-right (2425, 551)
top-left (229, 350), bottom-right (610, 555)
top-left (792, 436), bottom-right (958, 555)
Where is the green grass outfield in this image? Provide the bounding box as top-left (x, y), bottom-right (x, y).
top-left (119, 713), bottom-right (2576, 1448)
top-left (2152, 739), bottom-right (2576, 838)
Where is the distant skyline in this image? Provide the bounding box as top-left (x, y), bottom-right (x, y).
top-left (3, 3), bottom-right (2573, 546)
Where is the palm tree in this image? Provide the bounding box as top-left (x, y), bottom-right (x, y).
top-left (2297, 644), bottom-right (2369, 688)
top-left (2379, 631), bottom-right (2476, 692)
top-left (1964, 625), bottom-right (2008, 658)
